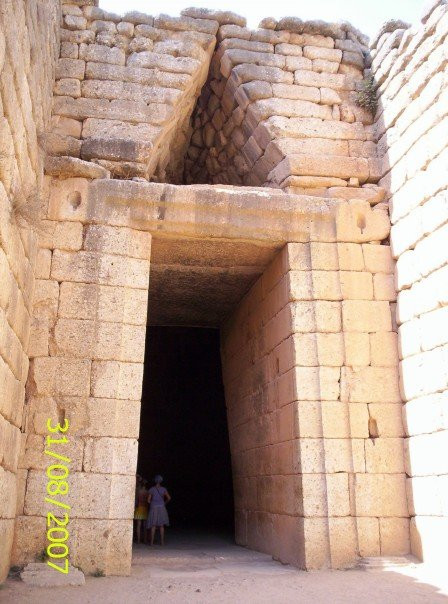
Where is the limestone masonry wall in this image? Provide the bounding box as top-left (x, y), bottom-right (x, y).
top-left (222, 235), bottom-right (408, 569)
top-left (13, 175), bottom-right (152, 574)
top-left (2, 0), bottom-right (448, 582)
top-left (0, 0), bottom-right (60, 582)
top-left (184, 16), bottom-right (379, 196)
top-left (47, 1), bottom-right (218, 181)
top-left (370, 0), bottom-right (448, 566)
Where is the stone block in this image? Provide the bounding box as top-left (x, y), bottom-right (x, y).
top-left (54, 77), bottom-right (82, 97)
top-left (60, 28), bottom-right (96, 45)
top-left (321, 401), bottom-right (350, 438)
top-left (127, 51), bottom-right (200, 75)
top-left (91, 360), bottom-right (144, 400)
top-left (407, 475), bottom-right (446, 516)
top-left (0, 467), bottom-right (16, 519)
top-left (64, 14), bottom-right (87, 30)
top-left (82, 117), bottom-right (161, 141)
top-left (340, 271), bottom-right (373, 300)
top-left (320, 87), bottom-right (342, 105)
top-left (81, 138), bottom-right (152, 164)
top-left (349, 403), bottom-right (370, 438)
top-left (344, 332), bottom-right (370, 366)
top-left (55, 397), bottom-right (141, 439)
top-left (58, 282), bottom-right (148, 325)
top-left (419, 306), bottom-right (448, 352)
top-left (83, 225), bottom-right (152, 259)
top-left (294, 70), bottom-right (355, 90)
top-left (316, 333), bottom-right (344, 366)
top-left (403, 393), bottom-right (447, 437)
top-left (303, 46), bottom-right (342, 62)
top-left (405, 431), bottom-right (448, 477)
top-left (312, 271), bottom-right (342, 301)
top-left (357, 517), bottom-right (380, 557)
top-left (302, 472), bottom-right (350, 517)
top-left (368, 403), bottom-right (403, 437)
top-left (51, 250), bottom-right (150, 290)
top-left (336, 202), bottom-right (390, 244)
top-left (370, 332), bottom-right (398, 367)
top-left (83, 437), bottom-right (138, 474)
top-left (60, 42), bottom-right (79, 59)
top-left (11, 515), bottom-right (46, 567)
top-left (47, 177), bottom-right (90, 223)
top-left (24, 470), bottom-right (135, 520)
top-left (45, 156), bottom-right (111, 180)
top-left (51, 318), bottom-right (146, 363)
top-left (0, 519), bottom-right (14, 581)
top-left (365, 438), bottom-right (405, 473)
top-left (270, 154), bottom-right (369, 184)
top-left (79, 43), bottom-right (125, 65)
top-left (355, 473), bottom-right (408, 517)
top-left (400, 347), bottom-right (448, 401)
top-left (20, 433), bottom-right (83, 472)
top-left (324, 438), bottom-right (365, 473)
top-left (50, 116), bottom-right (83, 138)
top-left (300, 517), bottom-right (331, 569)
top-left (379, 518), bottom-right (410, 555)
top-left (329, 517), bottom-right (358, 569)
top-left (31, 357), bottom-right (91, 397)
top-left (312, 59), bottom-right (340, 74)
top-left (39, 221), bottom-right (83, 251)
top-left (294, 401), bottom-right (323, 438)
top-left (56, 58), bottom-right (86, 80)
top-left (310, 242), bottom-right (338, 270)
top-left (232, 63), bottom-right (293, 85)
top-left (341, 366), bottom-right (401, 403)
top-left (342, 300), bottom-right (392, 332)
top-left (374, 273), bottom-right (396, 301)
top-left (337, 243), bottom-right (365, 271)
top-left (20, 562), bottom-right (85, 586)
top-left (181, 7), bottom-right (246, 27)
top-left (70, 518), bottom-right (133, 575)
top-left (153, 14), bottom-right (219, 34)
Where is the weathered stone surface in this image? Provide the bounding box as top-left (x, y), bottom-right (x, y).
top-left (85, 61), bottom-right (191, 89)
top-left (56, 58), bottom-right (86, 80)
top-left (181, 7), bottom-right (246, 27)
top-left (79, 43), bottom-right (126, 65)
top-left (127, 51), bottom-right (201, 74)
top-left (81, 137), bottom-right (152, 163)
top-left (45, 156), bottom-right (110, 179)
top-left (4, 0), bottom-right (448, 579)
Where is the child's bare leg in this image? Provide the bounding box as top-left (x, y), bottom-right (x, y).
top-left (160, 526), bottom-right (165, 546)
top-left (136, 520), bottom-right (141, 543)
top-left (150, 526), bottom-right (156, 545)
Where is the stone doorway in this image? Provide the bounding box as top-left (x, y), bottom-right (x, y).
top-left (137, 326), bottom-right (234, 537)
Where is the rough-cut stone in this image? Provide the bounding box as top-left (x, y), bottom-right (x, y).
top-left (181, 8), bottom-right (246, 27)
top-left (3, 0), bottom-right (448, 582)
top-left (45, 156), bottom-right (110, 179)
top-left (20, 562), bottom-right (85, 586)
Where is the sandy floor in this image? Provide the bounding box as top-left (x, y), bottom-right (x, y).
top-left (2, 533), bottom-right (448, 603)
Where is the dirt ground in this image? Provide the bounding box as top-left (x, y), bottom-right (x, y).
top-left (2, 533), bottom-right (448, 603)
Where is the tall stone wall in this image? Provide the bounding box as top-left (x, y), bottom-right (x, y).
top-left (221, 211), bottom-right (408, 569)
top-left (184, 13), bottom-right (382, 203)
top-left (12, 177), bottom-right (151, 574)
top-left (0, 0), bottom-right (60, 582)
top-left (46, 0), bottom-right (219, 182)
top-left (371, 0), bottom-right (448, 566)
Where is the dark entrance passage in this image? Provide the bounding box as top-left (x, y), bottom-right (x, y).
top-left (137, 326), bottom-right (234, 536)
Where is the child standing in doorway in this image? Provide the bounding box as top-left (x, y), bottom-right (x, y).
top-left (134, 476), bottom-right (149, 543)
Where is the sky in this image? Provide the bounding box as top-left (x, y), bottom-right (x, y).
top-left (100, 0), bottom-right (424, 39)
